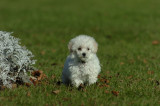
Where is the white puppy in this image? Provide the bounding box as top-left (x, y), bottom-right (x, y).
top-left (62, 35), bottom-right (101, 87)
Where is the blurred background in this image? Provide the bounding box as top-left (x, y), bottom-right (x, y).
top-left (1, 0), bottom-right (160, 105)
top-left (0, 0), bottom-right (160, 73)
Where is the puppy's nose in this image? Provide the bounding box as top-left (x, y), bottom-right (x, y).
top-left (82, 53), bottom-right (86, 57)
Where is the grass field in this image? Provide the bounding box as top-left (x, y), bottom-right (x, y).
top-left (1, 0), bottom-right (160, 105)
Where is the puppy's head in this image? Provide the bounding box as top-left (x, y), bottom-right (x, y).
top-left (68, 35), bottom-right (98, 62)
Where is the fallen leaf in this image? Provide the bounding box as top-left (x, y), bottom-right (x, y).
top-left (0, 97), bottom-right (6, 100)
top-left (127, 76), bottom-right (133, 79)
top-left (30, 78), bottom-right (38, 85)
top-left (51, 75), bottom-right (56, 79)
top-left (0, 86), bottom-right (6, 90)
top-left (112, 91), bottom-right (119, 96)
top-left (99, 84), bottom-right (110, 88)
top-left (12, 84), bottom-right (17, 89)
top-left (104, 84), bottom-right (110, 88)
top-left (62, 98), bottom-right (70, 101)
top-left (116, 73), bottom-right (120, 77)
top-left (129, 59), bottom-right (135, 64)
top-left (97, 75), bottom-right (101, 78)
top-left (105, 90), bottom-right (109, 94)
top-left (81, 104), bottom-right (84, 106)
top-left (100, 78), bottom-right (109, 84)
top-left (25, 83), bottom-right (31, 87)
top-left (148, 71), bottom-right (154, 75)
top-left (152, 40), bottom-right (159, 45)
top-left (143, 59), bottom-right (147, 64)
top-left (52, 49), bottom-right (56, 53)
top-left (106, 71), bottom-right (110, 74)
top-left (41, 51), bottom-right (45, 55)
top-left (27, 92), bottom-right (31, 97)
top-left (52, 90), bottom-right (61, 94)
top-left (32, 70), bottom-right (46, 81)
top-left (99, 84), bottom-right (105, 88)
top-left (120, 62), bottom-right (124, 65)
top-left (46, 93), bottom-right (49, 96)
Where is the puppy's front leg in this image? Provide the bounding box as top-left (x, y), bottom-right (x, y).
top-left (71, 79), bottom-right (83, 87)
top-left (88, 76), bottom-right (98, 85)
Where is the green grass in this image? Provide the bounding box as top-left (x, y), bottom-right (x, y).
top-left (1, 0), bottom-right (160, 105)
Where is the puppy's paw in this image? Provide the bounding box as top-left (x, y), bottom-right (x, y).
top-left (71, 79), bottom-right (83, 87)
top-left (88, 77), bottom-right (97, 85)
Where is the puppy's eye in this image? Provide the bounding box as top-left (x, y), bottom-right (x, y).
top-left (78, 47), bottom-right (81, 51)
top-left (87, 48), bottom-right (90, 50)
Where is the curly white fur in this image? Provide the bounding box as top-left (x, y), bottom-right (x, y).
top-left (62, 35), bottom-right (101, 87)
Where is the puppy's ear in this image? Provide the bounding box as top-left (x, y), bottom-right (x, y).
top-left (93, 41), bottom-right (98, 53)
top-left (68, 40), bottom-right (73, 52)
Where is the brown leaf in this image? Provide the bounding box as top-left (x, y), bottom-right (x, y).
top-left (99, 84), bottom-right (110, 88)
top-left (127, 76), bottom-right (133, 79)
top-left (81, 104), bottom-right (84, 106)
top-left (100, 78), bottom-right (109, 84)
top-left (106, 71), bottom-right (110, 74)
top-left (116, 73), bottom-right (120, 77)
top-left (147, 71), bottom-right (154, 75)
top-left (97, 75), bottom-right (101, 78)
top-left (46, 93), bottom-right (49, 96)
top-left (52, 49), bottom-right (56, 53)
top-left (129, 59), bottom-right (135, 64)
top-left (51, 75), bottom-right (56, 79)
top-left (152, 40), bottom-right (159, 45)
top-left (104, 84), bottom-right (110, 88)
top-left (52, 90), bottom-right (61, 94)
top-left (120, 62), bottom-right (124, 65)
top-left (12, 84), bottom-right (17, 89)
top-left (30, 78), bottom-right (38, 86)
top-left (62, 98), bottom-right (70, 101)
top-left (0, 86), bottom-right (6, 90)
top-left (25, 83), bottom-right (31, 87)
top-left (27, 92), bottom-right (31, 97)
top-left (41, 51), bottom-right (45, 55)
top-left (32, 70), bottom-right (46, 81)
top-left (143, 59), bottom-right (147, 64)
top-left (32, 70), bottom-right (43, 80)
top-left (98, 84), bottom-right (104, 88)
top-left (112, 91), bottom-right (119, 96)
top-left (45, 104), bottom-right (49, 106)
top-left (105, 90), bottom-right (109, 94)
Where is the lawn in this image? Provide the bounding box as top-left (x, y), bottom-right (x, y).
top-left (0, 0), bottom-right (160, 105)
